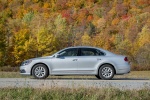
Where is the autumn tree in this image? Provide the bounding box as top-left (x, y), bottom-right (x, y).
top-left (13, 29), bottom-right (30, 65)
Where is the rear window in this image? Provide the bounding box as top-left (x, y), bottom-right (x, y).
top-left (80, 48), bottom-right (105, 56)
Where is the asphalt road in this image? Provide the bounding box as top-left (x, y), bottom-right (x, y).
top-left (0, 78), bottom-right (150, 90)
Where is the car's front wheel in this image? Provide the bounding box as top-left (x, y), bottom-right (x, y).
top-left (99, 64), bottom-right (115, 80)
top-left (32, 64), bottom-right (48, 79)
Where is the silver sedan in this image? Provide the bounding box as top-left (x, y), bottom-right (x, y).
top-left (20, 46), bottom-right (130, 80)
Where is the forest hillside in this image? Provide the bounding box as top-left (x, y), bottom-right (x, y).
top-left (0, 0), bottom-right (150, 70)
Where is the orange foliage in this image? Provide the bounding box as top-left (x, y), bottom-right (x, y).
top-left (87, 15), bottom-right (93, 22)
top-left (43, 2), bottom-right (50, 9)
top-left (112, 18), bottom-right (120, 25)
top-left (77, 9), bottom-right (89, 22)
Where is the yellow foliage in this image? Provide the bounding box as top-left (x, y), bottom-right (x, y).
top-left (81, 33), bottom-right (91, 46)
top-left (129, 8), bottom-right (142, 16)
top-left (92, 33), bottom-right (115, 50)
top-left (66, 0), bottom-right (75, 7)
top-left (108, 7), bottom-right (116, 16)
top-left (43, 2), bottom-right (50, 8)
top-left (112, 18), bottom-right (120, 25)
top-left (13, 29), bottom-right (30, 64)
top-left (92, 15), bottom-right (100, 26)
top-left (92, 34), bottom-right (105, 48)
top-left (43, 12), bottom-right (50, 18)
top-left (123, 1), bottom-right (130, 7)
top-left (32, 0), bottom-right (39, 3)
top-left (109, 35), bottom-right (115, 43)
top-left (23, 9), bottom-right (28, 15)
top-left (116, 39), bottom-right (132, 54)
top-left (137, 25), bottom-right (150, 47)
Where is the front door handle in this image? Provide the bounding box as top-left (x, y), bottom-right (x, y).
top-left (73, 59), bottom-right (78, 61)
top-left (97, 58), bottom-right (101, 61)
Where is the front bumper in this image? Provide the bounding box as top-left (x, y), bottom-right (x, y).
top-left (20, 65), bottom-right (31, 76)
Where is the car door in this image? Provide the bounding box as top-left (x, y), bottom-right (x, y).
top-left (51, 48), bottom-right (79, 75)
top-left (77, 48), bottom-right (103, 74)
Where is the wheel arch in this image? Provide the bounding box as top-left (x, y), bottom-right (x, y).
top-left (31, 63), bottom-right (50, 75)
top-left (97, 63), bottom-right (116, 75)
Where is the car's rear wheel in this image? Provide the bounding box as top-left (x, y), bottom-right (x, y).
top-left (32, 64), bottom-right (48, 79)
top-left (99, 64), bottom-right (114, 80)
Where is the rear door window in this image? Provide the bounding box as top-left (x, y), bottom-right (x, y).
top-left (80, 48), bottom-right (105, 56)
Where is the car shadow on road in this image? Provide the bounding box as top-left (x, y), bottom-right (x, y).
top-left (30, 77), bottom-right (149, 80)
top-left (31, 78), bottom-right (98, 80)
top-left (112, 78), bottom-right (149, 80)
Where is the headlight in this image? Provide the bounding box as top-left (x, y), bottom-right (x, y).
top-left (21, 60), bottom-right (32, 66)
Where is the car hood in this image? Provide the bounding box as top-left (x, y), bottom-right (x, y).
top-left (31, 56), bottom-right (54, 60)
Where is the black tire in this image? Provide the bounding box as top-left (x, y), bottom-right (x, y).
top-left (99, 64), bottom-right (115, 80)
top-left (95, 75), bottom-right (101, 79)
top-left (32, 64), bottom-right (49, 79)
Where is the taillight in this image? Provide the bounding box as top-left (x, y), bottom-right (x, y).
top-left (124, 57), bottom-right (128, 62)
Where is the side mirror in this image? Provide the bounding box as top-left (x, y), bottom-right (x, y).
top-left (55, 51), bottom-right (65, 58)
top-left (55, 54), bottom-right (60, 58)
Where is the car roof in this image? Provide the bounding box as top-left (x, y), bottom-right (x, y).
top-left (66, 46), bottom-right (105, 51)
top-left (67, 46), bottom-right (92, 48)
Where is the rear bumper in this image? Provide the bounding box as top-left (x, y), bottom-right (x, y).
top-left (116, 68), bottom-right (130, 75)
top-left (116, 64), bottom-right (130, 74)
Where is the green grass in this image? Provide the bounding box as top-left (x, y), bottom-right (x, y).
top-left (0, 71), bottom-right (150, 79)
top-left (0, 87), bottom-right (150, 100)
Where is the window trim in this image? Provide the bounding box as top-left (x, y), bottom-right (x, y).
top-left (57, 48), bottom-right (79, 57)
top-left (79, 48), bottom-right (106, 56)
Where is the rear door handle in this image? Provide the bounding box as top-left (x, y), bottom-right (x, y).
top-left (73, 59), bottom-right (78, 61)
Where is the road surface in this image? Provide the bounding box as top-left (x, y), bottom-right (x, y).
top-left (0, 78), bottom-right (150, 90)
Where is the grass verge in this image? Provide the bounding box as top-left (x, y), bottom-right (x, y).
top-left (0, 87), bottom-right (150, 100)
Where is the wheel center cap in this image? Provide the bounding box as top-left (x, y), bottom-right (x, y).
top-left (38, 70), bottom-right (42, 73)
top-left (105, 71), bottom-right (111, 74)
